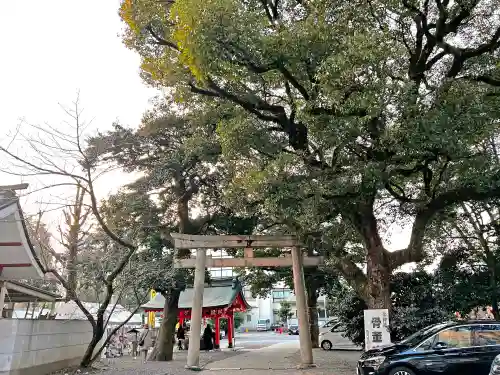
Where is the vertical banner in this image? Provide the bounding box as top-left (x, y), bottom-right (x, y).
top-left (364, 309), bottom-right (391, 351)
top-left (148, 311), bottom-right (156, 328)
top-left (149, 289), bottom-right (157, 328)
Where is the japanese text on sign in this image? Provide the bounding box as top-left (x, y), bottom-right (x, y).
top-left (364, 309), bottom-right (391, 351)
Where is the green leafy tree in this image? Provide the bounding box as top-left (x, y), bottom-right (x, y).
top-left (234, 312), bottom-right (245, 329)
top-left (327, 270), bottom-right (453, 345)
top-left (120, 0), bottom-right (500, 309)
top-left (278, 300), bottom-right (293, 323)
top-left (431, 198), bottom-right (500, 319)
top-left (87, 101), bottom-right (258, 359)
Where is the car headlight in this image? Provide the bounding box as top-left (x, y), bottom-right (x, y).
top-left (362, 356), bottom-right (386, 370)
top-left (319, 332), bottom-right (325, 337)
top-left (491, 355), bottom-right (500, 374)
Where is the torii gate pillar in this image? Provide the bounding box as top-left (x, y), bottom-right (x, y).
top-left (171, 234), bottom-right (319, 369)
top-left (291, 246), bottom-right (313, 366)
top-left (186, 248), bottom-right (206, 369)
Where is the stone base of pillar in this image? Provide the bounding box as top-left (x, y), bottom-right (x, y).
top-left (185, 365), bottom-right (203, 371)
top-left (296, 363), bottom-right (318, 369)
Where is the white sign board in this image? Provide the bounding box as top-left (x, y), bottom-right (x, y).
top-left (364, 309), bottom-right (391, 351)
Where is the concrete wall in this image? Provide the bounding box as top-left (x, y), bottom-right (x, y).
top-left (0, 319), bottom-right (93, 375)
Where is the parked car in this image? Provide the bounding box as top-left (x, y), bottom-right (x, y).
top-left (256, 319), bottom-right (271, 331)
top-left (270, 323), bottom-right (282, 331)
top-left (319, 321), bottom-right (360, 350)
top-left (358, 320), bottom-right (500, 375)
top-left (288, 325), bottom-right (299, 335)
top-left (319, 318), bottom-right (338, 334)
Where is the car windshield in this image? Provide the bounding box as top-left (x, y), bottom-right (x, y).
top-left (399, 322), bottom-right (451, 347)
top-left (290, 326), bottom-right (298, 329)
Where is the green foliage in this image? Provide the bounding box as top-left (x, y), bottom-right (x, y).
top-left (327, 271), bottom-right (455, 345)
top-left (278, 300), bottom-right (293, 323)
top-left (326, 283), bottom-right (367, 345)
top-left (119, 0), bottom-right (500, 308)
top-left (234, 312), bottom-right (244, 329)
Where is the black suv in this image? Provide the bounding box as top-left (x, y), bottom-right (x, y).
top-left (358, 321), bottom-right (500, 375)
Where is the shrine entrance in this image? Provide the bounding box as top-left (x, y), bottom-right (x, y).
top-left (142, 278), bottom-right (250, 349)
top-left (171, 234), bottom-right (323, 370)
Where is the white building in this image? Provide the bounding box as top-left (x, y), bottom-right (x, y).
top-left (206, 250), bottom-right (331, 331)
top-left (239, 283), bottom-right (330, 331)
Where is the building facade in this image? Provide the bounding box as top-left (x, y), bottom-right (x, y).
top-left (206, 250), bottom-right (331, 331)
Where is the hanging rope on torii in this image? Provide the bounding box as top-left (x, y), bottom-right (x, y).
top-left (170, 233), bottom-right (322, 370)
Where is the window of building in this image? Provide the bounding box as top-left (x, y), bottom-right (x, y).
top-left (272, 289), bottom-right (292, 301)
top-left (318, 309), bottom-right (326, 318)
top-left (247, 314), bottom-right (252, 322)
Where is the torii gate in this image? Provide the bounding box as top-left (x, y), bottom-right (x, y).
top-left (171, 233), bottom-right (323, 370)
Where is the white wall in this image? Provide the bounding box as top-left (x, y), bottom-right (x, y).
top-left (0, 319), bottom-right (94, 375)
top-left (239, 305), bottom-right (261, 330)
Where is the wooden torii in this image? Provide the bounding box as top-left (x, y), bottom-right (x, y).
top-left (171, 233), bottom-right (323, 370)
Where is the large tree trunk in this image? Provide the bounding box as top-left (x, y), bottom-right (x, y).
top-left (151, 290), bottom-right (180, 361)
top-left (66, 242), bottom-right (78, 301)
top-left (486, 252), bottom-right (500, 320)
top-left (306, 283), bottom-right (319, 349)
top-left (366, 248), bottom-right (391, 309)
top-left (80, 325), bottom-right (104, 367)
top-left (358, 208), bottom-right (392, 310)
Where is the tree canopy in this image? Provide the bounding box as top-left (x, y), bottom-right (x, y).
top-left (2, 2), bottom-right (500, 368)
top-left (120, 0), bottom-right (500, 308)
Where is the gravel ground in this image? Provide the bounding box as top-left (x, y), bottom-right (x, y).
top-left (50, 348), bottom-right (360, 375)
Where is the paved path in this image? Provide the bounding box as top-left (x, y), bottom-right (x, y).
top-left (223, 332), bottom-right (299, 349)
top-left (205, 342), bottom-right (300, 370)
top-left (87, 346), bottom-right (360, 375)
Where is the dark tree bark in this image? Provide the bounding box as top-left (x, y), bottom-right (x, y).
top-left (352, 204), bottom-right (392, 309)
top-left (486, 252), bottom-right (500, 320)
top-left (306, 282), bottom-right (319, 348)
top-left (151, 174), bottom-right (211, 361)
top-left (151, 290), bottom-right (181, 361)
top-left (366, 248), bottom-right (391, 309)
top-left (80, 326), bottom-right (104, 367)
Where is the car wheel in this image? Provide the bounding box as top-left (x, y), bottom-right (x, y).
top-left (321, 340), bottom-right (332, 350)
top-left (388, 367), bottom-right (416, 375)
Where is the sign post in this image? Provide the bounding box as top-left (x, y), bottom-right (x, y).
top-left (364, 309), bottom-right (391, 351)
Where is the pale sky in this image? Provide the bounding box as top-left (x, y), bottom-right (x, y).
top-left (0, 1), bottom-right (412, 260)
top-left (0, 0), bottom-right (157, 227)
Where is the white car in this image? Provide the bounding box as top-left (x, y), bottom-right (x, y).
top-left (319, 321), bottom-right (362, 351)
top-left (319, 319), bottom-right (338, 334)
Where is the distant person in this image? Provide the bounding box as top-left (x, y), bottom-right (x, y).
top-left (138, 324), bottom-right (152, 363)
top-left (203, 324), bottom-right (213, 351)
top-left (177, 324), bottom-right (186, 350)
top-left (128, 330), bottom-right (138, 359)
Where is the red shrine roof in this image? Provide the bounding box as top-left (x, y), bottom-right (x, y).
top-left (142, 278), bottom-right (251, 314)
